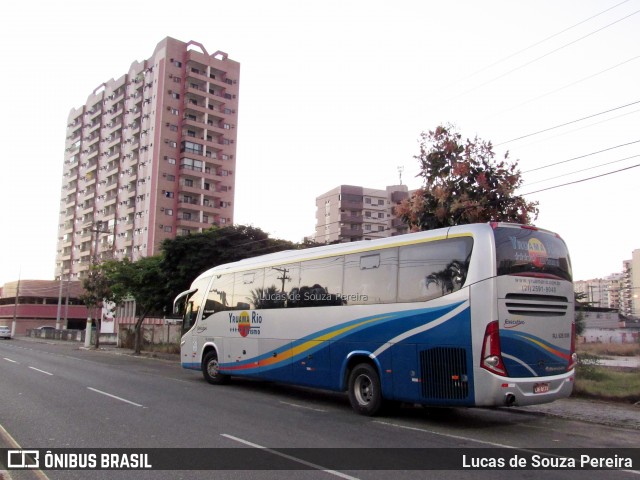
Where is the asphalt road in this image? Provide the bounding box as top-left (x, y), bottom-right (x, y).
top-left (1, 338), bottom-right (639, 480)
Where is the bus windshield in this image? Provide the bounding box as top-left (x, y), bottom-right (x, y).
top-left (493, 226), bottom-right (572, 282)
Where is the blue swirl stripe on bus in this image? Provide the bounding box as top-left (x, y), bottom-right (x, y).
top-left (500, 330), bottom-right (571, 377)
top-left (218, 301), bottom-right (467, 375)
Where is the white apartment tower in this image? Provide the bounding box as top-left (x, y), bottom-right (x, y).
top-left (315, 185), bottom-right (412, 243)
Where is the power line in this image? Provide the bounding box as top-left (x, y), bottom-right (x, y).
top-left (522, 139), bottom-right (640, 173)
top-left (520, 163), bottom-right (640, 195)
top-left (510, 108), bottom-right (640, 150)
top-left (448, 8), bottom-right (640, 102)
top-left (523, 154), bottom-right (640, 186)
top-left (454, 0), bottom-right (634, 86)
top-left (487, 55), bottom-right (640, 122)
top-left (496, 99), bottom-right (640, 146)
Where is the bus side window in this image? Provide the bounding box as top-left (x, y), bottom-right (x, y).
top-left (398, 238), bottom-right (473, 303)
top-left (344, 248), bottom-right (398, 304)
top-left (297, 256), bottom-right (344, 307)
top-left (182, 276), bottom-right (212, 331)
top-left (205, 274), bottom-right (235, 313)
top-left (232, 269), bottom-right (264, 309)
top-left (263, 264), bottom-right (300, 309)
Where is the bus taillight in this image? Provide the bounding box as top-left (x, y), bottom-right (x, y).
top-left (481, 321), bottom-right (507, 376)
top-left (568, 321), bottom-right (578, 371)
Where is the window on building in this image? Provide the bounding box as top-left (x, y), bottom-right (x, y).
top-left (164, 226), bottom-right (173, 232)
top-left (165, 209), bottom-right (173, 216)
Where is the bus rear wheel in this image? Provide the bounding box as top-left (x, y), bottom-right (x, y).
top-left (202, 351), bottom-right (229, 385)
top-left (348, 363), bottom-right (382, 416)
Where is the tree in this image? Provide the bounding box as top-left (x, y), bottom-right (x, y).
top-left (80, 261), bottom-right (124, 349)
top-left (396, 125), bottom-right (539, 231)
top-left (160, 225), bottom-right (298, 304)
top-left (103, 256), bottom-right (169, 355)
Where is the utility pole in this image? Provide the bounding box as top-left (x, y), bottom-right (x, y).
top-left (55, 267), bottom-right (64, 330)
top-left (11, 273), bottom-right (20, 337)
top-left (273, 267), bottom-right (291, 293)
top-left (84, 221), bottom-right (112, 348)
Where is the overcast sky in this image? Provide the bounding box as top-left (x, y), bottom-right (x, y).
top-left (0, 0), bottom-right (638, 285)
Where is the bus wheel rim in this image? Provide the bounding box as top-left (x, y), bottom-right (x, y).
top-left (355, 374), bottom-right (373, 405)
top-left (208, 359), bottom-right (220, 377)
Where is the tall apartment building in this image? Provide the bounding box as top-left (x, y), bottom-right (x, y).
top-left (619, 250), bottom-right (640, 318)
top-left (315, 185), bottom-right (412, 243)
top-left (56, 37), bottom-right (239, 280)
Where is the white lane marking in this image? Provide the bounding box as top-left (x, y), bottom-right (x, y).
top-left (0, 423), bottom-right (51, 480)
top-left (3, 357), bottom-right (18, 363)
top-left (374, 421), bottom-right (640, 475)
top-left (221, 434), bottom-right (360, 480)
top-left (87, 387), bottom-right (145, 408)
top-left (374, 420), bottom-right (514, 448)
top-left (28, 367), bottom-right (53, 376)
top-left (279, 401), bottom-right (327, 412)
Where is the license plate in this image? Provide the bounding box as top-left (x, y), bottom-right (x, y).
top-left (533, 383), bottom-right (549, 394)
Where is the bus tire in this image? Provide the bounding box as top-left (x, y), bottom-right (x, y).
top-left (202, 350), bottom-right (229, 385)
top-left (347, 363), bottom-right (382, 416)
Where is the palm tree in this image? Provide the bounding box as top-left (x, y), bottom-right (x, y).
top-left (425, 260), bottom-right (468, 296)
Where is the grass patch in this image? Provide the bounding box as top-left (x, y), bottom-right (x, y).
top-left (577, 342), bottom-right (640, 357)
top-left (574, 353), bottom-right (640, 403)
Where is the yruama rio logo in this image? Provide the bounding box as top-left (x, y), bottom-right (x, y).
top-left (527, 238), bottom-right (547, 268)
top-left (229, 311), bottom-right (262, 337)
top-left (237, 311), bottom-right (251, 337)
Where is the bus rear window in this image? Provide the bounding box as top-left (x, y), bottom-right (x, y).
top-left (493, 227), bottom-right (572, 282)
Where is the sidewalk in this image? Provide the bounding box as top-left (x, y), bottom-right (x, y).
top-left (513, 397), bottom-right (640, 430)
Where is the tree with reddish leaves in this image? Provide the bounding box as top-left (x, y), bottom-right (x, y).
top-left (396, 125), bottom-right (538, 231)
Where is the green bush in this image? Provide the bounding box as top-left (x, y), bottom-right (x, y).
top-left (576, 352), bottom-right (605, 381)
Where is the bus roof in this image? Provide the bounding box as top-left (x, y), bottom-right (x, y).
top-left (192, 222), bottom-right (507, 281)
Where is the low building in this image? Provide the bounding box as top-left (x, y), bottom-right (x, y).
top-left (580, 306), bottom-right (640, 344)
top-left (0, 280), bottom-right (89, 335)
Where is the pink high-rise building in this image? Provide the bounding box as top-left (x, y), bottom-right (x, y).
top-left (56, 37), bottom-right (239, 280)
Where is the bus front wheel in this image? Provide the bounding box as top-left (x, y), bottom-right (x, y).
top-left (347, 363), bottom-right (382, 416)
top-left (202, 351), bottom-right (229, 385)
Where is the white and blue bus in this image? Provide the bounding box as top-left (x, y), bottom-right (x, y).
top-left (175, 222), bottom-right (576, 415)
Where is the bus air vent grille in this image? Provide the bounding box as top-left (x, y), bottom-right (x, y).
top-left (419, 347), bottom-right (469, 400)
top-left (504, 293), bottom-right (569, 317)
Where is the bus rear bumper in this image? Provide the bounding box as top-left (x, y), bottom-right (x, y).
top-left (474, 368), bottom-right (575, 407)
